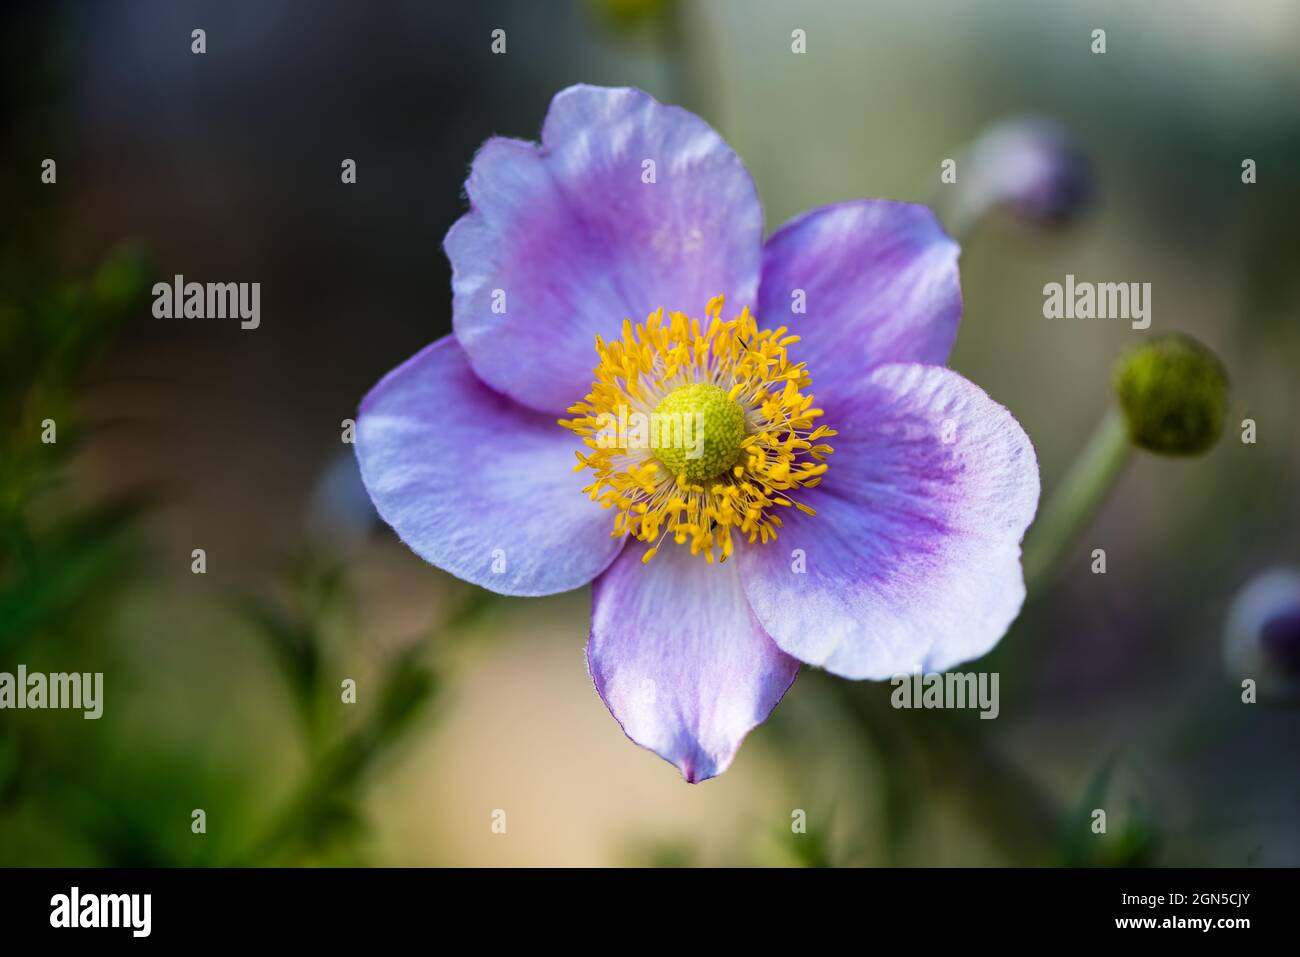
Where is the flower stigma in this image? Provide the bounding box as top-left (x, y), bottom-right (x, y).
top-left (651, 382), bottom-right (746, 482)
top-left (559, 296), bottom-right (835, 564)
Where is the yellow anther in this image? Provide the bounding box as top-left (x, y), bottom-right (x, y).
top-left (559, 297), bottom-right (833, 563)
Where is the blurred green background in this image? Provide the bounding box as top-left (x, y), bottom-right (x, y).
top-left (2, 0), bottom-right (1298, 866)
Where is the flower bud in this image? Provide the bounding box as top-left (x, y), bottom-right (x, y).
top-left (1112, 333), bottom-right (1228, 456)
top-left (1224, 568), bottom-right (1300, 701)
top-left (950, 116), bottom-right (1093, 231)
top-left (584, 0), bottom-right (673, 30)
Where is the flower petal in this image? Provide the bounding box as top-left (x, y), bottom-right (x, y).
top-left (756, 200), bottom-right (961, 393)
top-left (739, 363), bottom-right (1039, 679)
top-left (356, 336), bottom-right (623, 596)
top-left (446, 84), bottom-right (764, 414)
top-left (588, 543), bottom-right (799, 783)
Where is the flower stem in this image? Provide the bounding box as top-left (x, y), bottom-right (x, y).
top-left (1022, 406), bottom-right (1132, 594)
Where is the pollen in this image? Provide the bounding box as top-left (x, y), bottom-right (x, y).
top-left (558, 295), bottom-right (836, 563)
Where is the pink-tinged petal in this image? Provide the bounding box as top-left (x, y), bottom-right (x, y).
top-left (588, 544), bottom-right (798, 783)
top-left (738, 363), bottom-right (1039, 679)
top-left (756, 200), bottom-right (961, 394)
top-left (446, 84), bottom-right (764, 415)
top-left (356, 337), bottom-right (623, 596)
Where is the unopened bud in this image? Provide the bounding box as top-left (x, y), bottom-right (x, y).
top-left (1112, 333), bottom-right (1228, 456)
top-left (1224, 568), bottom-right (1300, 701)
top-left (950, 116), bottom-right (1094, 232)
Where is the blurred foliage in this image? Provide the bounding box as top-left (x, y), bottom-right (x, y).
top-left (620, 835), bottom-right (699, 868)
top-left (0, 244), bottom-right (164, 864)
top-left (0, 251), bottom-right (154, 654)
top-left (1060, 760), bottom-right (1161, 867)
top-left (0, 3), bottom-right (447, 867)
top-left (232, 550), bottom-right (443, 866)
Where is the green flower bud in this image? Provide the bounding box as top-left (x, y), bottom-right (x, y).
top-left (1112, 333), bottom-right (1229, 456)
top-left (584, 0), bottom-right (673, 30)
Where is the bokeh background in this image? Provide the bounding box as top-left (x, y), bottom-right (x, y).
top-left (3, 0), bottom-right (1299, 866)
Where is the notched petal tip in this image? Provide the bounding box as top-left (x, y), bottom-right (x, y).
top-left (587, 546), bottom-right (799, 782)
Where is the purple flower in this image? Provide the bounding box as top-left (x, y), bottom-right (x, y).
top-left (355, 86), bottom-right (1040, 782)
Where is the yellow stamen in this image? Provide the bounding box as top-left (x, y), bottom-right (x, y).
top-left (558, 296), bottom-right (836, 563)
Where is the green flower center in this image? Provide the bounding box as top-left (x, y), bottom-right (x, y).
top-left (651, 382), bottom-right (747, 482)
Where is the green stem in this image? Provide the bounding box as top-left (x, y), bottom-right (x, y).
top-left (1022, 406), bottom-right (1132, 594)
